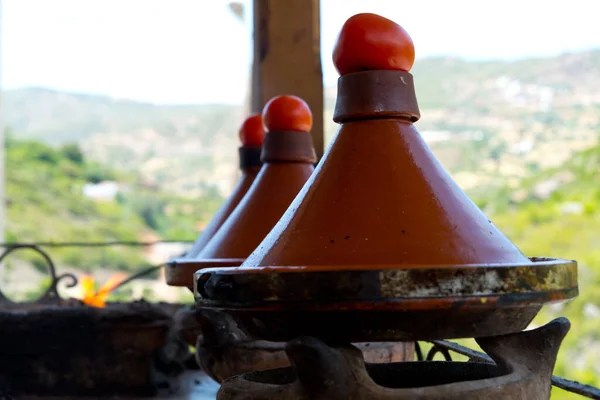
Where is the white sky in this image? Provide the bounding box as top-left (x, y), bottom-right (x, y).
top-left (2, 0), bottom-right (599, 105)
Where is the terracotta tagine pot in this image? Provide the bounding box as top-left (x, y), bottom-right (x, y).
top-left (165, 114), bottom-right (265, 289)
top-left (195, 13), bottom-right (578, 343)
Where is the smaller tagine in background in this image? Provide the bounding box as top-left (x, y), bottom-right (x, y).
top-left (189, 95), bottom-right (317, 269)
top-left (165, 113), bottom-right (265, 289)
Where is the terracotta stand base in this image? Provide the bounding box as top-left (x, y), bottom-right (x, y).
top-left (194, 310), bottom-right (413, 383)
top-left (217, 318), bottom-right (570, 400)
top-left (197, 339), bottom-right (414, 383)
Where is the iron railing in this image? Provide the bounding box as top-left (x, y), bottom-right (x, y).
top-left (1, 240), bottom-right (599, 399)
top-left (0, 240), bottom-right (194, 304)
top-left (417, 340), bottom-right (600, 399)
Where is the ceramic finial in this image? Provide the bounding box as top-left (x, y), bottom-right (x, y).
top-left (262, 95), bottom-right (313, 132)
top-left (333, 13), bottom-right (415, 75)
top-left (239, 113), bottom-right (266, 147)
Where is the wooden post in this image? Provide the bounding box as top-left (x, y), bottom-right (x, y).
top-left (251, 0), bottom-right (324, 161)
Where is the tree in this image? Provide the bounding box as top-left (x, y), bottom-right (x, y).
top-left (61, 143), bottom-right (85, 165)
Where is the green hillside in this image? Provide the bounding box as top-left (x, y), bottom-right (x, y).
top-left (477, 144), bottom-right (600, 398)
top-left (3, 88), bottom-right (244, 196)
top-left (4, 133), bottom-right (223, 271)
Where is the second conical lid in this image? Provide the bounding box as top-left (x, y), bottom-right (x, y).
top-left (186, 95), bottom-right (317, 268)
top-left (245, 118), bottom-right (529, 268)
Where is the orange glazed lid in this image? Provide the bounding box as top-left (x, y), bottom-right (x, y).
top-left (177, 95), bottom-right (316, 277)
top-left (165, 114), bottom-right (264, 287)
top-left (241, 12), bottom-right (530, 271)
top-left (194, 14), bottom-right (577, 342)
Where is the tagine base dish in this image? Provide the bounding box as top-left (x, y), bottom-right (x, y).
top-left (202, 300), bottom-right (545, 342)
top-left (195, 258), bottom-right (577, 342)
top-left (165, 258), bottom-right (245, 288)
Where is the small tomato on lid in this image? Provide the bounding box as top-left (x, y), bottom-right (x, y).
top-left (262, 95), bottom-right (313, 132)
top-left (239, 113), bottom-right (266, 147)
top-left (333, 13), bottom-right (415, 75)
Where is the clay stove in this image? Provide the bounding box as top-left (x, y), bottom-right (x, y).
top-left (195, 13), bottom-right (578, 400)
top-left (0, 245), bottom-right (189, 397)
top-left (216, 318), bottom-right (570, 399)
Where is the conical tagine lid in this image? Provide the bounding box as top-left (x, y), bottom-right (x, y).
top-left (241, 12), bottom-right (531, 270)
top-left (165, 114), bottom-right (264, 287)
top-left (175, 95), bottom-right (316, 286)
top-left (195, 13), bottom-right (578, 342)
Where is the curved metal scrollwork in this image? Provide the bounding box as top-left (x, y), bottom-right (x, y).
top-left (0, 243), bottom-right (166, 306)
top-left (415, 341), bottom-right (424, 361)
top-left (425, 343), bottom-right (453, 361)
top-left (414, 342), bottom-right (454, 362)
top-left (0, 244), bottom-right (78, 305)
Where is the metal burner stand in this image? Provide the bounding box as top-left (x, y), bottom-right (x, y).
top-left (218, 318), bottom-right (570, 400)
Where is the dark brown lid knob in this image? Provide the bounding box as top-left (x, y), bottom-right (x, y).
top-left (238, 113), bottom-right (265, 170)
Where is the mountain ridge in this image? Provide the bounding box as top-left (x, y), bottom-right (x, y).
top-left (4, 49), bottom-right (600, 197)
